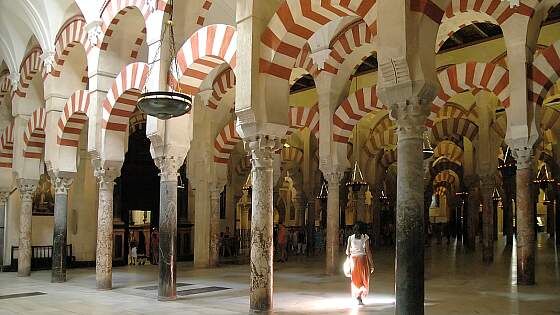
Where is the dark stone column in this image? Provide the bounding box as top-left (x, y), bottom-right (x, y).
top-left (155, 157), bottom-right (182, 301)
top-left (480, 175), bottom-right (494, 263)
top-left (513, 149), bottom-right (535, 285)
top-left (556, 187), bottom-right (560, 245)
top-left (390, 103), bottom-right (428, 315)
top-left (52, 177), bottom-right (73, 283)
top-left (248, 138), bottom-right (278, 312)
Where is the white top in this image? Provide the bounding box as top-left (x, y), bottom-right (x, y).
top-left (348, 234), bottom-right (369, 256)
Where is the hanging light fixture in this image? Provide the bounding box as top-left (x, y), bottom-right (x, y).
top-left (542, 192), bottom-right (552, 204)
top-left (379, 188), bottom-right (388, 202)
top-left (346, 161), bottom-right (368, 191)
top-left (316, 181), bottom-right (328, 200)
top-left (492, 187), bottom-right (501, 202)
top-left (422, 131), bottom-right (434, 160)
top-left (242, 172), bottom-right (252, 194)
top-left (137, 0), bottom-right (192, 120)
top-left (533, 163), bottom-right (554, 185)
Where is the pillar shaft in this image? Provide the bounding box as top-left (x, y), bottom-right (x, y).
top-left (325, 172), bottom-right (342, 275)
top-left (480, 176), bottom-right (494, 263)
top-left (155, 157), bottom-right (182, 301)
top-left (391, 102), bottom-right (428, 315)
top-left (209, 189), bottom-right (221, 267)
top-left (248, 138), bottom-right (277, 312)
top-left (464, 179), bottom-right (479, 251)
top-left (52, 177), bottom-right (73, 282)
top-left (503, 178), bottom-right (515, 246)
top-left (514, 154), bottom-right (535, 285)
top-left (17, 181), bottom-right (36, 277)
top-left (355, 187), bottom-right (366, 222)
top-left (94, 167), bottom-right (119, 290)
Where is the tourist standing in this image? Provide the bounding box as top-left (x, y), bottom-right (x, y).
top-left (346, 222), bottom-right (374, 305)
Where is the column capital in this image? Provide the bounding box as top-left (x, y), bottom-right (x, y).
top-left (388, 99), bottom-right (431, 140)
top-left (85, 19), bottom-right (103, 46)
top-left (54, 177), bottom-right (74, 195)
top-left (17, 179), bottom-right (37, 202)
top-left (154, 156), bottom-right (183, 182)
top-left (0, 191), bottom-right (9, 204)
top-left (324, 171), bottom-right (344, 186)
top-left (245, 136), bottom-right (282, 169)
top-left (93, 165), bottom-right (120, 189)
top-left (40, 50), bottom-right (56, 74)
top-left (511, 146), bottom-right (533, 170)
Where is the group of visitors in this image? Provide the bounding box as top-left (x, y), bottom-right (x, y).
top-left (274, 224), bottom-right (309, 262)
top-left (128, 228), bottom-right (159, 266)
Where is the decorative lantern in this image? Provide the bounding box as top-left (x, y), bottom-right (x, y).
top-left (346, 161), bottom-right (367, 192)
top-left (242, 173), bottom-right (252, 195)
top-left (316, 181), bottom-right (328, 200)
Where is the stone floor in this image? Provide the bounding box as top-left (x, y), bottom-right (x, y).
top-left (0, 234), bottom-right (559, 315)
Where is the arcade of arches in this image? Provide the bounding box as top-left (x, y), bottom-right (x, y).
top-left (0, 1), bottom-right (560, 314)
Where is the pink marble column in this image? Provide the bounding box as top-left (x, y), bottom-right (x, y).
top-left (17, 180), bottom-right (37, 277)
top-left (248, 138), bottom-right (279, 312)
top-left (209, 187), bottom-right (221, 268)
top-left (94, 166), bottom-right (120, 290)
top-left (479, 175), bottom-right (495, 264)
top-left (513, 149), bottom-right (535, 285)
top-left (325, 171), bottom-right (343, 275)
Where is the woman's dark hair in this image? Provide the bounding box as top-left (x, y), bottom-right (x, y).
top-left (353, 222), bottom-right (365, 239)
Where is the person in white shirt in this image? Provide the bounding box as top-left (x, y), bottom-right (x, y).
top-left (345, 222), bottom-right (374, 305)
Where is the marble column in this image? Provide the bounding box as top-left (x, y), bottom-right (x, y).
top-left (513, 149), bottom-right (535, 285)
top-left (94, 166), bottom-right (120, 290)
top-left (248, 138), bottom-right (278, 312)
top-left (464, 176), bottom-right (479, 251)
top-left (372, 187), bottom-right (382, 246)
top-left (480, 175), bottom-right (494, 263)
top-left (155, 157), bottom-right (182, 301)
top-left (390, 102), bottom-right (428, 315)
top-left (17, 180), bottom-right (37, 277)
top-left (325, 171), bottom-right (343, 275)
top-left (52, 177), bottom-right (73, 283)
top-left (209, 187), bottom-right (221, 268)
top-left (503, 178), bottom-right (515, 246)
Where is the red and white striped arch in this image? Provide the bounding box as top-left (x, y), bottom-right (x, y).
top-left (293, 45), bottom-right (320, 79)
top-left (434, 140), bottom-right (463, 164)
top-left (287, 104), bottom-right (319, 137)
top-left (436, 18), bottom-right (493, 51)
top-left (430, 117), bottom-right (478, 144)
top-left (0, 122), bottom-right (14, 168)
top-left (332, 85), bottom-right (384, 143)
top-left (281, 146), bottom-right (303, 164)
top-left (100, 0), bottom-right (162, 32)
top-left (0, 71), bottom-right (11, 102)
top-left (432, 62), bottom-right (509, 123)
top-left (434, 169), bottom-right (459, 187)
top-left (442, 0), bottom-right (535, 25)
top-left (208, 68), bottom-right (235, 109)
top-left (530, 39), bottom-right (560, 106)
top-left (57, 90), bottom-right (91, 147)
top-left (436, 102), bottom-right (478, 120)
top-left (102, 62), bottom-right (149, 132)
top-left (172, 24), bottom-right (237, 95)
top-left (409, 0), bottom-right (447, 24)
top-left (15, 47), bottom-right (43, 98)
top-left (23, 108), bottom-right (47, 159)
top-left (50, 15), bottom-right (91, 78)
top-left (324, 21), bottom-right (376, 75)
top-left (541, 107), bottom-right (560, 131)
top-left (235, 155), bottom-right (251, 176)
top-left (365, 130), bottom-right (397, 156)
top-left (214, 120), bottom-right (241, 164)
top-left (260, 0), bottom-right (378, 80)
top-left (197, 0), bottom-right (213, 26)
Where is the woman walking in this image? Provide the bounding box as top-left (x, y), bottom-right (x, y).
top-left (346, 222), bottom-right (374, 305)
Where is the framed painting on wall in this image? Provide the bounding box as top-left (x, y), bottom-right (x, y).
top-left (32, 166), bottom-right (54, 216)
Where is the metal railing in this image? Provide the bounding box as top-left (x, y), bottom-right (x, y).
top-left (11, 245), bottom-right (73, 271)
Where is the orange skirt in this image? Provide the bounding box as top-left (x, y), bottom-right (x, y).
top-left (350, 255), bottom-right (370, 298)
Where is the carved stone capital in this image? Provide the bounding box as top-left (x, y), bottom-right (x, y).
top-left (85, 20), bottom-right (103, 46)
top-left (155, 156), bottom-right (183, 182)
top-left (245, 136), bottom-right (282, 169)
top-left (324, 171), bottom-right (344, 187)
top-left (94, 166), bottom-right (120, 190)
top-left (40, 50), bottom-right (56, 74)
top-left (17, 180), bottom-right (37, 202)
top-left (54, 177), bottom-right (74, 195)
top-left (388, 99), bottom-right (430, 140)
top-left (0, 191), bottom-right (9, 204)
top-left (511, 146), bottom-right (532, 170)
top-left (9, 73), bottom-right (19, 91)
top-left (146, 0), bottom-right (158, 12)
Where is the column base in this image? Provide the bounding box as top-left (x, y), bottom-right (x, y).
top-left (158, 295), bottom-right (177, 301)
top-left (51, 274), bottom-right (67, 283)
top-left (17, 271), bottom-right (31, 277)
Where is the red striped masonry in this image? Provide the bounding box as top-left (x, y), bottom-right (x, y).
top-left (0, 122), bottom-right (14, 168)
top-left (57, 90), bottom-right (91, 147)
top-left (15, 47), bottom-right (43, 98)
top-left (23, 108), bottom-right (47, 160)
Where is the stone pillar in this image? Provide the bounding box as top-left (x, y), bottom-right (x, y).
top-left (355, 187), bottom-right (367, 222)
top-left (209, 186), bottom-right (221, 268)
top-left (17, 180), bottom-right (36, 277)
top-left (93, 165), bottom-right (120, 290)
top-left (480, 175), bottom-right (494, 263)
top-left (325, 171), bottom-right (343, 275)
top-left (503, 177), bottom-right (515, 246)
top-left (372, 187), bottom-right (382, 245)
top-left (154, 157), bottom-right (182, 301)
top-left (52, 177), bottom-right (73, 282)
top-left (464, 176), bottom-right (479, 251)
top-left (389, 101), bottom-right (429, 315)
top-left (247, 137), bottom-right (279, 312)
top-left (512, 148), bottom-right (535, 285)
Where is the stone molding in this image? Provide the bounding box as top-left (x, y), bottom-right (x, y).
top-left (155, 156), bottom-right (183, 182)
top-left (54, 177), bottom-right (74, 195)
top-left (93, 166), bottom-right (120, 190)
top-left (17, 180), bottom-right (37, 202)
